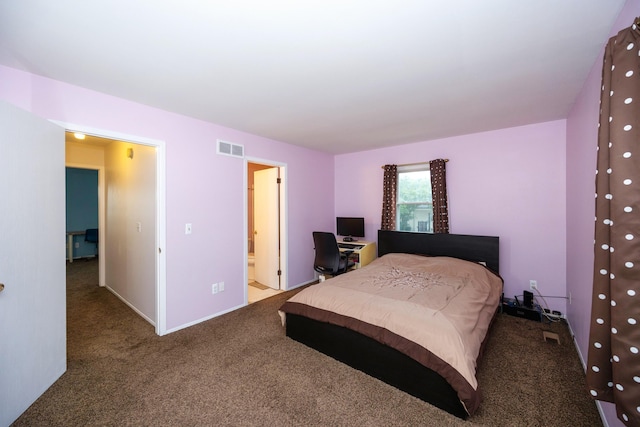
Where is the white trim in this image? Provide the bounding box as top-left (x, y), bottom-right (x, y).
top-left (155, 140), bottom-right (167, 335)
top-left (105, 285), bottom-right (155, 326)
top-left (166, 276), bottom-right (316, 334)
top-left (52, 120), bottom-right (168, 336)
top-left (243, 161), bottom-right (249, 304)
top-left (279, 165), bottom-right (288, 290)
top-left (164, 303), bottom-right (246, 334)
top-left (565, 318), bottom-right (608, 427)
top-left (244, 161), bottom-right (249, 305)
top-left (289, 279), bottom-right (316, 290)
top-left (594, 401), bottom-right (609, 427)
top-left (565, 318), bottom-right (586, 369)
top-left (52, 121), bottom-right (163, 146)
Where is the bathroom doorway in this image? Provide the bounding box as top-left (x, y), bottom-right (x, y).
top-left (247, 160), bottom-right (286, 303)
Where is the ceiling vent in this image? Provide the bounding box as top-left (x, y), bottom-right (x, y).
top-left (217, 139), bottom-right (244, 158)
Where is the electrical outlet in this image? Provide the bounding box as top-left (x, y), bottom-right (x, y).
top-left (529, 280), bottom-right (537, 290)
top-left (212, 283), bottom-right (219, 294)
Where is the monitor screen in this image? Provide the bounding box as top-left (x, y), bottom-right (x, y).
top-left (336, 217), bottom-right (365, 241)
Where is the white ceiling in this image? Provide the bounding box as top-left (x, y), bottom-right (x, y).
top-left (0, 1), bottom-right (626, 154)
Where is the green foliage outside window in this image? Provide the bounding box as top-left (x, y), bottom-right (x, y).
top-left (397, 170), bottom-right (432, 232)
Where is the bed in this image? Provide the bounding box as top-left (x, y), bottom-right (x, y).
top-left (279, 230), bottom-right (502, 418)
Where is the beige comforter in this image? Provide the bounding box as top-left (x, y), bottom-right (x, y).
top-left (279, 253), bottom-right (503, 414)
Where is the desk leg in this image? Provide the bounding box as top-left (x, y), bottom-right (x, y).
top-left (67, 234), bottom-right (74, 263)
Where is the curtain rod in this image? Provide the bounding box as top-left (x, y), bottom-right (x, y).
top-left (380, 159), bottom-right (449, 169)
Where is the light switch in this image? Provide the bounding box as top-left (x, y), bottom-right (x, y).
top-left (185, 223), bottom-right (192, 234)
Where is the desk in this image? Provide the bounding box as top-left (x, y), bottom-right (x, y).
top-left (66, 230), bottom-right (85, 263)
top-left (338, 240), bottom-right (376, 269)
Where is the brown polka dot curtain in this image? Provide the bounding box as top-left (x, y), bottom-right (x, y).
top-left (586, 19), bottom-right (640, 426)
top-left (429, 159), bottom-right (449, 234)
top-left (380, 164), bottom-right (397, 230)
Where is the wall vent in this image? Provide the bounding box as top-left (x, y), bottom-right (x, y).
top-left (217, 139), bottom-right (244, 158)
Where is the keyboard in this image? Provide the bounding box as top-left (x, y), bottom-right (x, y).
top-left (338, 243), bottom-right (362, 250)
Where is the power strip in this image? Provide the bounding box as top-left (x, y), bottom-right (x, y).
top-left (542, 308), bottom-right (565, 320)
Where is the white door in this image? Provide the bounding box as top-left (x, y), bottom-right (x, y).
top-left (0, 101), bottom-right (66, 426)
top-left (254, 168), bottom-right (280, 289)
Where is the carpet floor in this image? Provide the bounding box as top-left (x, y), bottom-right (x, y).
top-left (12, 259), bottom-right (602, 426)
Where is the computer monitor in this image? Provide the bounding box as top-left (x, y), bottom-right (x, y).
top-left (336, 217), bottom-right (365, 242)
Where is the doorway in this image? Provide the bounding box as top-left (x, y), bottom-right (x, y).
top-left (65, 167), bottom-right (99, 262)
top-left (62, 126), bottom-right (167, 335)
top-left (246, 160), bottom-right (287, 304)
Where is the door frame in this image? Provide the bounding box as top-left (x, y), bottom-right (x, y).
top-left (53, 121), bottom-right (168, 336)
top-left (244, 156), bottom-right (288, 303)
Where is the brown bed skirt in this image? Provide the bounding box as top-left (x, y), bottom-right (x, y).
top-left (282, 302), bottom-right (478, 418)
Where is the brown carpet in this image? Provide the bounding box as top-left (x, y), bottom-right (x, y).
top-left (12, 259), bottom-right (602, 426)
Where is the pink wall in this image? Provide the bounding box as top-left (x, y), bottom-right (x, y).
top-left (335, 121), bottom-right (567, 312)
top-left (566, 1), bottom-right (640, 426)
top-left (0, 65), bottom-right (334, 331)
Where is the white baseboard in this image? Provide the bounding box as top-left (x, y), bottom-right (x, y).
top-left (105, 285), bottom-right (155, 326)
top-left (165, 302), bottom-right (245, 334)
top-left (287, 278), bottom-right (317, 290)
top-left (565, 317), bottom-right (609, 427)
top-left (165, 279), bottom-right (315, 334)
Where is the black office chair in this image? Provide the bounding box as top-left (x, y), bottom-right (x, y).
top-left (85, 228), bottom-right (98, 257)
top-left (312, 231), bottom-right (355, 277)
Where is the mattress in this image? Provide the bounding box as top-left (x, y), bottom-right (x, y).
top-left (279, 253), bottom-right (503, 414)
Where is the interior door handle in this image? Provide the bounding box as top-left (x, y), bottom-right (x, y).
top-left (0, 283), bottom-right (4, 293)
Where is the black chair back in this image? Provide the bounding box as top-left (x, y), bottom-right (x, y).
top-left (313, 232), bottom-right (341, 274)
top-left (85, 229), bottom-right (98, 244)
top-left (313, 231), bottom-right (354, 276)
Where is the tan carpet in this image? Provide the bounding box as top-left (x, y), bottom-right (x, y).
top-left (12, 259), bottom-right (602, 426)
top-left (248, 281), bottom-right (282, 304)
top-left (249, 281), bottom-right (270, 290)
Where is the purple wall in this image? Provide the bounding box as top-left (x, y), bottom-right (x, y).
top-left (0, 65), bottom-right (334, 330)
top-left (567, 1), bottom-right (640, 426)
top-left (335, 121), bottom-right (567, 312)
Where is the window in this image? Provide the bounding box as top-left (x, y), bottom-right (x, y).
top-left (396, 166), bottom-right (433, 233)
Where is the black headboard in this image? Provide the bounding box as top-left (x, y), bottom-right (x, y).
top-left (378, 230), bottom-right (500, 274)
